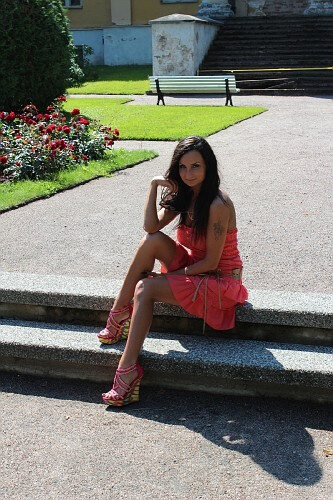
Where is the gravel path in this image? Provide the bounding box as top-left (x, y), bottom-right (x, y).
top-left (1, 94), bottom-right (332, 293)
top-left (1, 372), bottom-right (332, 500)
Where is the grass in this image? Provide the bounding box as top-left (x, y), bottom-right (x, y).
top-left (67, 65), bottom-right (152, 95)
top-left (0, 149), bottom-right (157, 212)
top-left (63, 97), bottom-right (266, 141)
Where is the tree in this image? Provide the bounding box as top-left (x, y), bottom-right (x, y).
top-left (0, 0), bottom-right (83, 111)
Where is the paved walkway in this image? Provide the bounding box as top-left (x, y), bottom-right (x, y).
top-left (1, 94), bottom-right (332, 293)
top-left (1, 372), bottom-right (332, 500)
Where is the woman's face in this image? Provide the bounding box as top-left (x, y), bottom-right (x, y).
top-left (178, 150), bottom-right (206, 192)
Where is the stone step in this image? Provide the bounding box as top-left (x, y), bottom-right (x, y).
top-left (0, 272), bottom-right (332, 347)
top-left (203, 57), bottom-right (332, 65)
top-left (201, 14), bottom-right (332, 88)
top-left (236, 80), bottom-right (332, 90)
top-left (213, 15), bottom-right (333, 25)
top-left (209, 47), bottom-right (333, 55)
top-left (215, 30), bottom-right (332, 40)
top-left (0, 318), bottom-right (332, 403)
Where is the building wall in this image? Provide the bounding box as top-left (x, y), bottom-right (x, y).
top-left (71, 29), bottom-right (104, 64)
top-left (104, 26), bottom-right (152, 65)
top-left (65, 0), bottom-right (111, 28)
top-left (132, 0), bottom-right (199, 25)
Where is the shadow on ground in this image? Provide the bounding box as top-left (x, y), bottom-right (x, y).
top-left (1, 370), bottom-right (331, 487)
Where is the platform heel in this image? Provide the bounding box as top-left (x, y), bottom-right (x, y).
top-left (102, 362), bottom-right (143, 407)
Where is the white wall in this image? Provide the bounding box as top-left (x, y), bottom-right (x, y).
top-left (151, 16), bottom-right (218, 75)
top-left (71, 26), bottom-right (152, 66)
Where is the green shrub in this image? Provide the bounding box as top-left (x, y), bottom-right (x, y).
top-left (0, 98), bottom-right (119, 182)
top-left (0, 0), bottom-right (83, 111)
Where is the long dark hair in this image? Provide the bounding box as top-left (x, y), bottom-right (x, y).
top-left (160, 136), bottom-right (223, 239)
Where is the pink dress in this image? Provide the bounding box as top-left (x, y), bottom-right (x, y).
top-left (161, 225), bottom-right (248, 331)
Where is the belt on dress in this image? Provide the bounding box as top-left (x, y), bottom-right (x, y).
top-left (191, 268), bottom-right (243, 334)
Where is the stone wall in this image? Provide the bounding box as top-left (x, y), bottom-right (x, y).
top-left (246, 0), bottom-right (333, 16)
top-left (151, 15), bottom-right (218, 75)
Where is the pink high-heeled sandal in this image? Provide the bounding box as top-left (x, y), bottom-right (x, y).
top-left (97, 304), bottom-right (133, 345)
top-left (102, 362), bottom-right (144, 407)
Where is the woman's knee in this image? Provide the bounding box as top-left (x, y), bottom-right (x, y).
top-left (134, 278), bottom-right (153, 301)
top-left (140, 231), bottom-right (163, 248)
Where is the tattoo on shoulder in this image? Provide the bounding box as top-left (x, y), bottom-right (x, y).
top-left (213, 219), bottom-right (224, 240)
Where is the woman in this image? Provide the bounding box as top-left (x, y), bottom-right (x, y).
top-left (98, 136), bottom-right (248, 406)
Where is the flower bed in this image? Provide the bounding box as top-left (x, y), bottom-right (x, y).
top-left (0, 96), bottom-right (119, 183)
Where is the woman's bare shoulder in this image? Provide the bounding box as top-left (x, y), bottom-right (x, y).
top-left (210, 191), bottom-right (233, 208)
top-left (210, 191), bottom-right (236, 228)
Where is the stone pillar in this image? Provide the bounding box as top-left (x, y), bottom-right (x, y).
top-left (304, 0), bottom-right (333, 15)
top-left (150, 14), bottom-right (219, 76)
top-left (247, 0), bottom-right (266, 16)
top-left (197, 0), bottom-right (234, 19)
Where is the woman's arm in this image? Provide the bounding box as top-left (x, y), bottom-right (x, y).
top-left (168, 199), bottom-right (230, 275)
top-left (143, 177), bottom-right (178, 233)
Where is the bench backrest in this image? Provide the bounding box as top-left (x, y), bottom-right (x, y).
top-left (149, 75), bottom-right (238, 94)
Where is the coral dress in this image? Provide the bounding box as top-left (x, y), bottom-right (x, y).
top-left (161, 225), bottom-right (248, 331)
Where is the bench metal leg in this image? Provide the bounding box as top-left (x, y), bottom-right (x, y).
top-left (155, 78), bottom-right (165, 106)
top-left (157, 94), bottom-right (165, 106)
top-left (225, 79), bottom-right (233, 106)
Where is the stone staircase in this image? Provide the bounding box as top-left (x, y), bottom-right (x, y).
top-left (1, 272), bottom-right (332, 403)
top-left (199, 15), bottom-right (333, 92)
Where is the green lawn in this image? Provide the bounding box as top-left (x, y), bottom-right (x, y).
top-left (67, 65), bottom-right (152, 95)
top-left (64, 98), bottom-right (266, 141)
top-left (0, 149), bottom-right (157, 212)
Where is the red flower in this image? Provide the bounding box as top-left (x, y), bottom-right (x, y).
top-left (56, 125), bottom-right (62, 131)
top-left (46, 106), bottom-right (54, 113)
top-left (107, 140), bottom-right (114, 146)
top-left (71, 108), bottom-right (80, 116)
top-left (46, 124), bottom-right (56, 134)
top-left (104, 136), bottom-right (109, 141)
top-left (57, 95), bottom-right (67, 102)
top-left (78, 117), bottom-right (89, 126)
top-left (52, 112), bottom-right (59, 119)
top-left (36, 114), bottom-right (44, 121)
top-left (73, 155), bottom-right (78, 161)
top-left (15, 161), bottom-right (21, 166)
top-left (16, 134), bottom-right (22, 139)
top-left (114, 128), bottom-right (120, 136)
top-left (83, 154), bottom-right (88, 161)
top-left (0, 156), bottom-right (8, 164)
top-left (23, 104), bottom-right (38, 114)
top-left (62, 126), bottom-right (71, 135)
top-left (0, 112), bottom-right (5, 120)
top-left (44, 114), bottom-right (51, 121)
top-left (27, 119), bottom-right (37, 125)
top-left (5, 112), bottom-right (16, 122)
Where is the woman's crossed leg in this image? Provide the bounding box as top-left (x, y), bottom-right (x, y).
top-left (101, 231), bottom-right (180, 393)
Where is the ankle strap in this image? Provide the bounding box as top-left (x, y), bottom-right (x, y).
top-left (116, 362), bottom-right (139, 375)
top-left (111, 304), bottom-right (132, 315)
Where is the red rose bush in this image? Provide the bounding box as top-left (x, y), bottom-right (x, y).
top-left (0, 97), bottom-right (119, 182)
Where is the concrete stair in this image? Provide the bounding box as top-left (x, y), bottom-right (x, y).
top-left (0, 272), bottom-right (332, 403)
top-left (199, 15), bottom-right (333, 92)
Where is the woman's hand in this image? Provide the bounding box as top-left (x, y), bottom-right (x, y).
top-left (151, 176), bottom-right (178, 194)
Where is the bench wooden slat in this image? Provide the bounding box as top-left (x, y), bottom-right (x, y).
top-left (148, 75), bottom-right (239, 95)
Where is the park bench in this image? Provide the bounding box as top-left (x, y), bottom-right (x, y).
top-left (148, 75), bottom-right (239, 106)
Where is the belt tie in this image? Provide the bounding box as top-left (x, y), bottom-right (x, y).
top-left (190, 268), bottom-right (242, 334)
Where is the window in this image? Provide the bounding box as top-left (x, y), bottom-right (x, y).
top-left (62, 0), bottom-right (82, 8)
